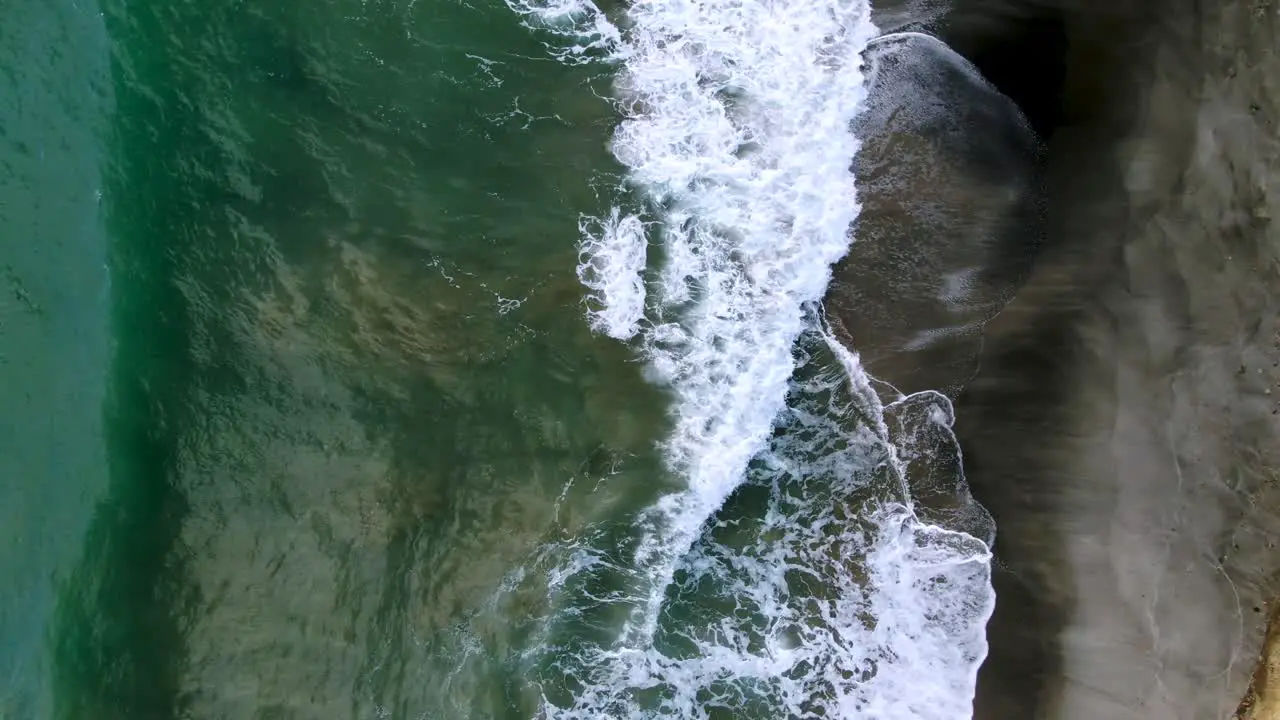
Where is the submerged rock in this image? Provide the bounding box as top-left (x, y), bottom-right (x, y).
top-left (832, 0), bottom-right (1280, 717)
top-left (826, 30), bottom-right (1043, 398)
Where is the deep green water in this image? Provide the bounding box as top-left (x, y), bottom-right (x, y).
top-left (5, 0), bottom-right (684, 716)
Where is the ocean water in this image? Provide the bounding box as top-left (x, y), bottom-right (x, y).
top-left (0, 1), bottom-right (111, 717)
top-left (1, 0), bottom-right (994, 717)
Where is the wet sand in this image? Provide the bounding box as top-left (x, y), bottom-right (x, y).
top-left (835, 0), bottom-right (1280, 716)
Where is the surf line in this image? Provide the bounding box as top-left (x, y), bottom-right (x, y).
top-left (508, 0), bottom-right (880, 639)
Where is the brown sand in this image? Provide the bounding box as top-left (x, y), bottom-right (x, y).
top-left (953, 0), bottom-right (1280, 717)
top-left (1237, 603), bottom-right (1280, 719)
top-left (832, 0), bottom-right (1280, 717)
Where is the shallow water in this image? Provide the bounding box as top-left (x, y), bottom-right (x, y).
top-left (1, 0), bottom-right (1012, 717)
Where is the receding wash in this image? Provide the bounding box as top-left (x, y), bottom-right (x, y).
top-left (3, 0), bottom-right (1000, 717)
top-left (508, 0), bottom-right (994, 716)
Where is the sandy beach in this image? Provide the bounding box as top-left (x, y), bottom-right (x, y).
top-left (832, 0), bottom-right (1280, 716)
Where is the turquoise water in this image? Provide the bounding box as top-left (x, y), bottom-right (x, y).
top-left (1, 0), bottom-right (994, 717)
top-left (1, 1), bottom-right (111, 716)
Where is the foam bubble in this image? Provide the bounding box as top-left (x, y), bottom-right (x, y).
top-left (603, 0), bottom-right (873, 632)
top-left (502, 0), bottom-right (621, 65)
top-left (578, 211), bottom-right (650, 340)
top-left (522, 326), bottom-right (992, 718)
top-left (507, 0), bottom-right (996, 716)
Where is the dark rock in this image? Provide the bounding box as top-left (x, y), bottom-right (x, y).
top-left (827, 31), bottom-right (1043, 399)
top-left (829, 0), bottom-right (1280, 716)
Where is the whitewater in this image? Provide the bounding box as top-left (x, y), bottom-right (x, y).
top-left (504, 0), bottom-right (997, 716)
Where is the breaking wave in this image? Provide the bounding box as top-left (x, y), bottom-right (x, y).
top-left (503, 0), bottom-right (996, 716)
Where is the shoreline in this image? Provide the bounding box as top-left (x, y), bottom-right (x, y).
top-left (834, 0), bottom-right (1280, 716)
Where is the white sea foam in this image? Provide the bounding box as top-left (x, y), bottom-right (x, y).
top-left (507, 0), bottom-right (995, 716)
top-left (539, 0), bottom-right (877, 614)
top-left (577, 211), bottom-right (649, 340)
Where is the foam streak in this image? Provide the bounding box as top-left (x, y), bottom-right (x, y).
top-left (508, 0), bottom-right (996, 716)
